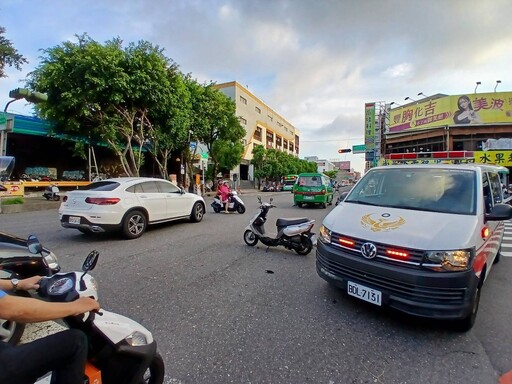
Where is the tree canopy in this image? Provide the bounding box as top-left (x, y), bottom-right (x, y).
top-left (0, 26), bottom-right (27, 78)
top-left (26, 34), bottom-right (244, 180)
top-left (251, 145), bottom-right (317, 188)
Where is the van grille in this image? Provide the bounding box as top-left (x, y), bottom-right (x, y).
top-left (317, 252), bottom-right (466, 304)
top-left (330, 232), bottom-right (427, 268)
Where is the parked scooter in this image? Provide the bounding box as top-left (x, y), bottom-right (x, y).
top-left (243, 197), bottom-right (316, 255)
top-left (0, 232), bottom-right (61, 345)
top-left (29, 236), bottom-right (164, 384)
top-left (211, 191), bottom-right (246, 214)
top-left (42, 184), bottom-right (60, 201)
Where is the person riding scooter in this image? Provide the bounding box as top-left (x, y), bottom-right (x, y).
top-left (0, 276), bottom-right (100, 384)
top-left (218, 181), bottom-right (231, 213)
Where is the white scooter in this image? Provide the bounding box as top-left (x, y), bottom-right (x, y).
top-left (211, 191), bottom-right (246, 214)
top-left (30, 236), bottom-right (164, 384)
top-left (243, 197), bottom-right (316, 255)
top-left (42, 184), bottom-right (60, 201)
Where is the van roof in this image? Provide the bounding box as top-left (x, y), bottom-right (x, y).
top-left (374, 163), bottom-right (507, 172)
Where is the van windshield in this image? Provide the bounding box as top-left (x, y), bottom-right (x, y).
top-left (345, 168), bottom-right (477, 215)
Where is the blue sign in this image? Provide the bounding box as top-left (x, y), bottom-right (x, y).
top-left (189, 141), bottom-right (197, 150)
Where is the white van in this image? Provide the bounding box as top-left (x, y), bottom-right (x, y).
top-left (316, 164), bottom-right (512, 331)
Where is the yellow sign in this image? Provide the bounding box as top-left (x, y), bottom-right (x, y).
top-left (0, 182), bottom-right (24, 197)
top-left (389, 92), bottom-right (512, 133)
top-left (379, 151), bottom-right (512, 167)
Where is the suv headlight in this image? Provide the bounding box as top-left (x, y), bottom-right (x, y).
top-left (425, 250), bottom-right (473, 271)
top-left (319, 225), bottom-right (332, 244)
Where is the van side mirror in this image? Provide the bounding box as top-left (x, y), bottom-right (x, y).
top-left (486, 203), bottom-right (512, 221)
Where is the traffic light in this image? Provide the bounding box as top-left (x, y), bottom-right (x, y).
top-left (338, 149), bottom-right (352, 154)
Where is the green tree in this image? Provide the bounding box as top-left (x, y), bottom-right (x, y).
top-left (323, 170), bottom-right (338, 179)
top-left (251, 145), bottom-right (318, 189)
top-left (0, 26), bottom-right (27, 78)
top-left (27, 34), bottom-right (188, 178)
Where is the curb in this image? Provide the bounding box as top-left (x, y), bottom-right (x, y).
top-left (0, 199), bottom-right (60, 214)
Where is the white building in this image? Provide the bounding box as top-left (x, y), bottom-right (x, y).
top-left (215, 81), bottom-right (300, 182)
top-left (304, 156), bottom-right (336, 173)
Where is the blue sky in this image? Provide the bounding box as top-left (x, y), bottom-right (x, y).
top-left (2, 0), bottom-right (512, 173)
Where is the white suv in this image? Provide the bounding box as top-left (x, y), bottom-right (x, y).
top-left (59, 177), bottom-right (206, 239)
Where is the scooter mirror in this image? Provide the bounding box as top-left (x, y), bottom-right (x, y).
top-left (257, 196), bottom-right (262, 204)
top-left (82, 250), bottom-right (99, 272)
top-left (27, 235), bottom-right (43, 255)
top-left (270, 197), bottom-right (273, 203)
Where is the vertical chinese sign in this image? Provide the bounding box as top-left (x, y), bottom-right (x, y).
top-left (364, 103), bottom-right (376, 163)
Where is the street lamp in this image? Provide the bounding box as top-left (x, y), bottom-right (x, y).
top-left (417, 92), bottom-right (429, 98)
top-left (494, 80), bottom-right (502, 92)
top-left (474, 81), bottom-right (481, 93)
top-left (390, 101), bottom-right (401, 107)
top-left (2, 88), bottom-right (48, 156)
top-left (404, 96), bottom-right (417, 102)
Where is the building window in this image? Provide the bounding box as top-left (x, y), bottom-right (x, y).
top-left (240, 96), bottom-right (247, 105)
top-left (255, 106), bottom-right (261, 114)
top-left (239, 116), bottom-right (247, 125)
top-left (254, 127), bottom-right (262, 141)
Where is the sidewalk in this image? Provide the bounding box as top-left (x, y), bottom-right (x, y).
top-left (0, 196), bottom-right (60, 214)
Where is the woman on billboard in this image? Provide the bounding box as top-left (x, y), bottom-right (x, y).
top-left (453, 95), bottom-right (481, 124)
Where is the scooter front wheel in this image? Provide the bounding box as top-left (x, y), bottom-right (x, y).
top-left (141, 352), bottom-right (165, 384)
top-left (243, 230), bottom-right (258, 246)
top-left (237, 205), bottom-right (246, 214)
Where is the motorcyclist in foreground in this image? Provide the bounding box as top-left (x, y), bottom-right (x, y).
top-left (0, 276), bottom-right (100, 384)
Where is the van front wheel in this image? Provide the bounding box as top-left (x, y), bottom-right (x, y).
top-left (452, 285), bottom-right (481, 332)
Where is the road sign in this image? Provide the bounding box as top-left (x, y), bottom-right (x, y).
top-left (352, 144), bottom-right (366, 154)
top-left (189, 141), bottom-right (197, 150)
top-left (201, 152), bottom-right (208, 160)
top-left (0, 113), bottom-right (6, 126)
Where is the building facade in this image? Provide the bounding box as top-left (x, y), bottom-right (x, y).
top-left (364, 91), bottom-right (512, 171)
top-left (215, 81), bottom-right (300, 182)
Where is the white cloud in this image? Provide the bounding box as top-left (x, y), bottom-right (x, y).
top-left (383, 63), bottom-right (413, 79)
top-left (2, 0), bottom-right (512, 174)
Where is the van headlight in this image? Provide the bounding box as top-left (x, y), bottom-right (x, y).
top-left (319, 225), bottom-right (332, 244)
top-left (425, 250), bottom-right (472, 271)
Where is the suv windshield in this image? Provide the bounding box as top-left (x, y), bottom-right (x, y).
top-left (345, 168), bottom-right (476, 215)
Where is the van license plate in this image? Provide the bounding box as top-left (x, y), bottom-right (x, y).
top-left (347, 281), bottom-right (382, 306)
top-left (69, 216), bottom-right (81, 225)
top-left (304, 195), bottom-right (314, 200)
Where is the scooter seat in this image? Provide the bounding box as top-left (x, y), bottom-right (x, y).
top-left (276, 217), bottom-right (310, 227)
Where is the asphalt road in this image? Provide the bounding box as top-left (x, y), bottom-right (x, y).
top-left (2, 190), bottom-right (512, 384)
